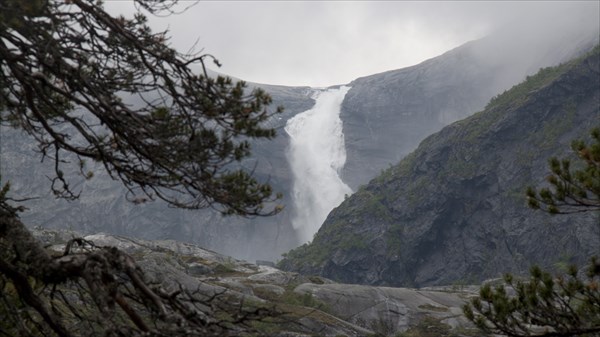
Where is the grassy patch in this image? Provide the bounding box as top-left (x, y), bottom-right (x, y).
top-left (280, 241), bottom-right (331, 268)
top-left (279, 291), bottom-right (329, 312)
top-left (418, 304), bottom-right (449, 312)
top-left (395, 317), bottom-right (458, 337)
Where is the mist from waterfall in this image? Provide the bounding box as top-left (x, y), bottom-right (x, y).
top-left (284, 86), bottom-right (353, 243)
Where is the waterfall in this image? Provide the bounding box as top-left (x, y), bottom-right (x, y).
top-left (284, 86), bottom-right (353, 243)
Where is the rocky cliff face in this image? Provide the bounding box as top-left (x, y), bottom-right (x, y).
top-left (0, 84), bottom-right (314, 262)
top-left (340, 28), bottom-right (599, 190)
top-left (2, 26), bottom-right (597, 263)
top-left (280, 47), bottom-right (600, 287)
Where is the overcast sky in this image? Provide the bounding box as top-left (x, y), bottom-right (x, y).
top-left (104, 1), bottom-right (599, 87)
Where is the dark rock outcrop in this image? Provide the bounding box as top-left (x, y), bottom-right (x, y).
top-left (280, 47), bottom-right (600, 287)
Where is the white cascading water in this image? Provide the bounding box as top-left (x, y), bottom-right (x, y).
top-left (284, 86), bottom-right (353, 243)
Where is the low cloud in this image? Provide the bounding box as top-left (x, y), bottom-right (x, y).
top-left (105, 2), bottom-right (599, 87)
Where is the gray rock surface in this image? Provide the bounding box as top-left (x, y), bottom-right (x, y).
top-left (0, 84), bottom-right (314, 262)
top-left (294, 283), bottom-right (474, 334)
top-left (31, 228), bottom-right (480, 336)
top-left (340, 27), bottom-right (599, 190)
top-left (2, 25), bottom-right (597, 264)
top-left (280, 47), bottom-right (600, 287)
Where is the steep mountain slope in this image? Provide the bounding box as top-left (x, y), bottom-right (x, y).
top-left (280, 47), bottom-right (600, 287)
top-left (0, 84), bottom-right (314, 261)
top-left (340, 27), bottom-right (599, 189)
top-left (1, 25), bottom-right (597, 263)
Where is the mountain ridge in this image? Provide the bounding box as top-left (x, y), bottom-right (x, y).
top-left (340, 29), bottom-right (599, 190)
top-left (279, 46), bottom-right (600, 287)
top-left (1, 28), bottom-right (597, 262)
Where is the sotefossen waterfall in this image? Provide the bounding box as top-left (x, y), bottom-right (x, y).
top-left (285, 86), bottom-right (353, 243)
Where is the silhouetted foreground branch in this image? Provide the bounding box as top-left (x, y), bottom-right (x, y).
top-left (1, 0), bottom-right (283, 216)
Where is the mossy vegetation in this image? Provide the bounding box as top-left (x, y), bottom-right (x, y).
top-left (395, 317), bottom-right (456, 337)
top-left (338, 233), bottom-right (369, 251)
top-left (362, 190), bottom-right (393, 221)
top-left (486, 65), bottom-right (568, 111)
top-left (386, 222), bottom-right (404, 255)
top-left (280, 225), bottom-right (370, 268)
top-left (440, 151), bottom-right (479, 179)
top-left (417, 304), bottom-right (449, 312)
top-left (280, 291), bottom-right (329, 311)
top-left (395, 317), bottom-right (483, 337)
top-left (457, 45), bottom-right (597, 146)
top-left (280, 242), bottom-right (331, 267)
top-left (246, 289), bottom-right (340, 336)
top-left (533, 99), bottom-right (578, 150)
top-left (375, 151), bottom-right (418, 184)
top-left (281, 190), bottom-right (381, 268)
top-left (212, 262), bottom-right (239, 275)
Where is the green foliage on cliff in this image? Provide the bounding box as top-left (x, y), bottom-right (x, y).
top-left (485, 45), bottom-right (599, 112)
top-left (396, 317), bottom-right (470, 337)
top-left (464, 128), bottom-right (600, 336)
top-left (485, 65), bottom-right (570, 111)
